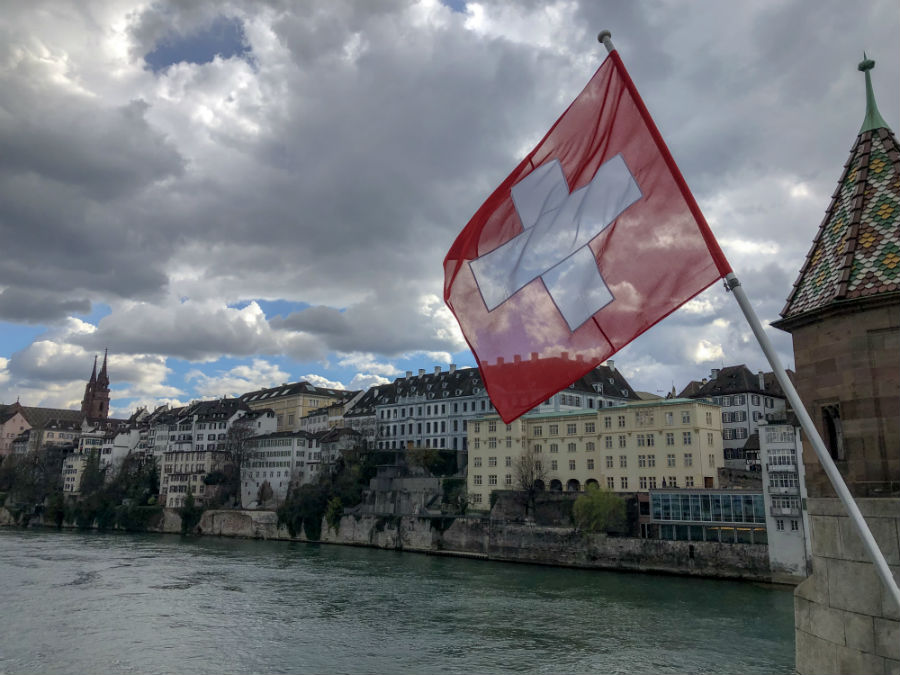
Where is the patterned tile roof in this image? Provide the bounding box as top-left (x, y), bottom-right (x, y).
top-left (779, 64), bottom-right (899, 321)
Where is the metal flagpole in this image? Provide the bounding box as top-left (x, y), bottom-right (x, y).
top-left (598, 29), bottom-right (900, 610)
top-left (726, 273), bottom-right (900, 609)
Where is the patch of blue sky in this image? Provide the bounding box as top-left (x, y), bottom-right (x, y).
top-left (72, 302), bottom-right (111, 325)
top-left (144, 15), bottom-right (252, 73)
top-left (440, 0), bottom-right (468, 13)
top-left (0, 322), bottom-right (49, 357)
top-left (230, 298), bottom-right (312, 320)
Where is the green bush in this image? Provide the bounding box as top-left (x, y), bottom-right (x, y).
top-left (572, 485), bottom-right (626, 533)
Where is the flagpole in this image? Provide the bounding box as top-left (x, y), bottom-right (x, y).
top-left (725, 273), bottom-right (900, 609)
top-left (598, 29), bottom-right (900, 609)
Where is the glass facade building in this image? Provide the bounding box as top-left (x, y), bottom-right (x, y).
top-left (650, 490), bottom-right (768, 544)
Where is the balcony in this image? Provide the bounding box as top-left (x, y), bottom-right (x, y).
top-left (767, 485), bottom-right (800, 496)
top-left (766, 462), bottom-right (797, 473)
top-left (770, 506), bottom-right (801, 517)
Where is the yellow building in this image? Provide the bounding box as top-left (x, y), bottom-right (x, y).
top-left (240, 382), bottom-right (349, 432)
top-left (467, 398), bottom-right (723, 509)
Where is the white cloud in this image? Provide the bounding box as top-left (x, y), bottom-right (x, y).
top-left (185, 358), bottom-right (291, 398)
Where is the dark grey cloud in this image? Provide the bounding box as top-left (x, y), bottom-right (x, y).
top-left (0, 288), bottom-right (90, 324)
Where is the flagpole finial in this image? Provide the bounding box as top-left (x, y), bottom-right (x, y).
top-left (597, 30), bottom-right (615, 54)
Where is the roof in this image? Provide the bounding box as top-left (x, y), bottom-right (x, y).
top-left (17, 406), bottom-right (83, 429)
top-left (687, 365), bottom-right (787, 399)
top-left (777, 57), bottom-right (899, 324)
top-left (239, 381), bottom-right (349, 404)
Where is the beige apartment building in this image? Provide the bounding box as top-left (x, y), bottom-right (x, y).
top-left (240, 382), bottom-right (350, 432)
top-left (467, 398), bottom-right (724, 509)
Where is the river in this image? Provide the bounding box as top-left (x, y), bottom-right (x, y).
top-left (0, 529), bottom-right (795, 674)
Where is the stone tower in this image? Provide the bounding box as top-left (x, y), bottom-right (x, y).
top-left (80, 349), bottom-right (110, 420)
top-left (772, 57), bottom-right (899, 674)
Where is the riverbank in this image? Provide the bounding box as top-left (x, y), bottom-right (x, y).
top-left (1, 505), bottom-right (777, 582)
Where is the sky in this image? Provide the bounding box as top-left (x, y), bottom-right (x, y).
top-left (0, 0), bottom-right (897, 417)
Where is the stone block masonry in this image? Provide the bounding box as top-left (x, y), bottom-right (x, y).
top-left (794, 497), bottom-right (900, 674)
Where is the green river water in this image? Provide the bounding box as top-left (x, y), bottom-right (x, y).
top-left (0, 529), bottom-right (795, 674)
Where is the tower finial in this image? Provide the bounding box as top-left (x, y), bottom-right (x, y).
top-left (858, 52), bottom-right (889, 133)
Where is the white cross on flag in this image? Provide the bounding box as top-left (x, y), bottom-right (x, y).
top-left (444, 49), bottom-right (732, 423)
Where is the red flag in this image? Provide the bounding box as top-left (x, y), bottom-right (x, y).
top-left (444, 50), bottom-right (732, 423)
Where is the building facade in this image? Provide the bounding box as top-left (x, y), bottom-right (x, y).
top-left (240, 382), bottom-right (351, 432)
top-left (466, 398), bottom-right (724, 509)
top-left (241, 431), bottom-right (322, 508)
top-left (759, 421), bottom-right (811, 582)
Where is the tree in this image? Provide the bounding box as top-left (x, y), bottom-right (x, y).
top-left (257, 480), bottom-right (274, 507)
top-left (211, 415), bottom-right (256, 508)
top-left (514, 448), bottom-right (548, 517)
top-left (179, 490), bottom-right (204, 535)
top-left (572, 484), bottom-right (626, 533)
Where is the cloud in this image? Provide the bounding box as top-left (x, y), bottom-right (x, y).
top-left (185, 358), bottom-right (290, 398)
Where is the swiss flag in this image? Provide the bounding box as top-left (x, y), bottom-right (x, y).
top-left (444, 50), bottom-right (732, 423)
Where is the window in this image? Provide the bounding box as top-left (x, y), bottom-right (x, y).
top-left (533, 444), bottom-right (542, 453)
top-left (607, 477), bottom-right (615, 489)
top-left (586, 441), bottom-right (595, 452)
top-left (585, 422), bottom-right (595, 434)
top-left (620, 477), bottom-right (628, 489)
top-left (569, 460), bottom-right (576, 471)
top-left (603, 416), bottom-right (612, 429)
top-left (776, 519), bottom-right (785, 531)
top-left (488, 437), bottom-right (497, 448)
top-left (683, 432), bottom-right (692, 445)
top-left (681, 411), bottom-right (691, 424)
top-left (473, 475), bottom-right (482, 485)
top-left (707, 432), bottom-right (714, 446)
top-left (473, 457), bottom-right (482, 467)
top-left (549, 424), bottom-right (558, 436)
top-left (567, 423), bottom-right (577, 435)
top-left (551, 460), bottom-right (558, 471)
top-left (505, 456), bottom-right (512, 467)
top-left (637, 434), bottom-right (646, 447)
top-left (488, 456), bottom-right (497, 467)
top-left (605, 436), bottom-right (613, 449)
top-left (666, 432), bottom-right (675, 446)
top-left (606, 455), bottom-right (614, 468)
top-left (619, 455), bottom-right (627, 468)
top-left (639, 476), bottom-right (648, 489)
top-left (684, 453), bottom-right (693, 467)
top-left (791, 520), bottom-right (799, 531)
top-left (618, 415), bottom-right (626, 428)
top-left (667, 453), bottom-right (676, 467)
top-left (648, 454), bottom-right (656, 467)
top-left (705, 411), bottom-right (712, 425)
top-left (638, 454), bottom-right (646, 467)
top-left (667, 476), bottom-right (677, 487)
top-left (550, 444), bottom-right (559, 453)
top-left (488, 475), bottom-right (497, 485)
top-left (472, 493), bottom-right (483, 504)
top-left (708, 453), bottom-right (715, 467)
top-left (473, 422), bottom-right (481, 433)
top-left (685, 476), bottom-right (694, 487)
top-left (618, 435), bottom-right (626, 448)
top-left (473, 439), bottom-right (480, 449)
top-left (506, 436), bottom-right (512, 448)
top-left (665, 412), bottom-right (673, 425)
top-left (648, 477), bottom-right (657, 489)
top-left (505, 474), bottom-right (512, 486)
top-left (587, 459), bottom-right (594, 470)
top-left (533, 426), bottom-right (543, 437)
top-left (567, 443), bottom-right (576, 453)
top-left (488, 421), bottom-right (497, 432)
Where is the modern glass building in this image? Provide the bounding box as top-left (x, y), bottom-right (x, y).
top-left (649, 489), bottom-right (768, 544)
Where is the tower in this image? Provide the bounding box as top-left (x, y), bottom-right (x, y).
top-left (772, 56), bottom-right (899, 674)
top-left (80, 349), bottom-right (110, 420)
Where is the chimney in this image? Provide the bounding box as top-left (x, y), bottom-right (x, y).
top-left (434, 366), bottom-right (441, 375)
top-left (531, 352), bottom-right (539, 361)
top-left (496, 357), bottom-right (504, 366)
top-left (607, 359), bottom-right (615, 372)
top-left (406, 371), bottom-right (412, 378)
top-left (418, 369), bottom-right (425, 376)
top-left (758, 371), bottom-right (765, 391)
top-left (710, 368), bottom-right (720, 380)
top-left (449, 364), bottom-right (456, 373)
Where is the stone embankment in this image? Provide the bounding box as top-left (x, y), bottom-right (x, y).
top-left (1, 506), bottom-right (773, 582)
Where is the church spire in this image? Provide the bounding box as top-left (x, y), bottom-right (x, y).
top-left (98, 348), bottom-right (109, 386)
top-left (858, 53), bottom-right (890, 134)
top-left (89, 355), bottom-right (98, 383)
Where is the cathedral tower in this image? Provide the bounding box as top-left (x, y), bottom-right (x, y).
top-left (80, 349), bottom-right (110, 420)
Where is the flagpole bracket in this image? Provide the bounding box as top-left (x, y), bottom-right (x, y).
top-left (724, 273), bottom-right (741, 292)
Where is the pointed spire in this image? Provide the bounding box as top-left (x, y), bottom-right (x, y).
top-left (858, 53), bottom-right (890, 134)
top-left (89, 355), bottom-right (98, 383)
top-left (98, 348), bottom-right (109, 386)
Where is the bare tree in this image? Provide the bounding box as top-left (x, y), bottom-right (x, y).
top-left (514, 447), bottom-right (549, 518)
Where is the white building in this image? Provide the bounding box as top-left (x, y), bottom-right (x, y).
top-left (241, 431), bottom-right (322, 508)
top-left (760, 420), bottom-right (811, 582)
top-left (682, 365), bottom-right (788, 468)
